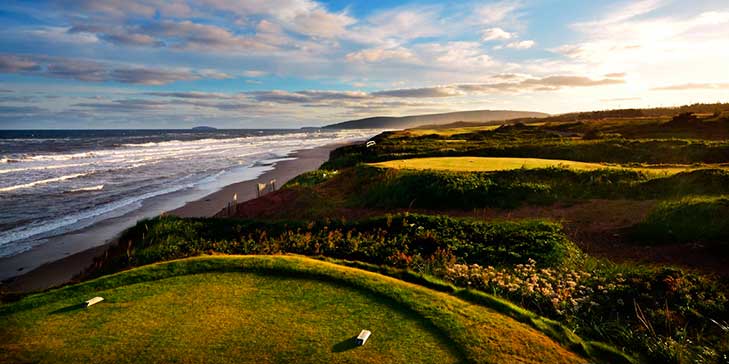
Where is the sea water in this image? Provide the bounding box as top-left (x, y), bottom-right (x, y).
top-left (0, 129), bottom-right (375, 258)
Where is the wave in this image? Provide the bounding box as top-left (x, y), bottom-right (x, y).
top-left (0, 162), bottom-right (93, 175)
top-left (0, 173), bottom-right (90, 193)
top-left (0, 181), bottom-right (196, 256)
top-left (68, 184), bottom-right (105, 193)
top-left (0, 129), bottom-right (379, 256)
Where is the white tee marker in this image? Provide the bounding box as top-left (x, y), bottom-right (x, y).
top-left (84, 297), bottom-right (104, 307)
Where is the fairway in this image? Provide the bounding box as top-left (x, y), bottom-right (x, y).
top-left (372, 157), bottom-right (609, 172)
top-left (0, 256), bottom-right (589, 364)
top-left (371, 156), bottom-right (709, 175)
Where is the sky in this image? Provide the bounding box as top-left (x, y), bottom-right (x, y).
top-left (0, 0), bottom-right (728, 129)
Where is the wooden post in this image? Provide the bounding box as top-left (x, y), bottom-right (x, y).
top-left (256, 183), bottom-right (267, 198)
top-left (233, 193), bottom-right (238, 214)
top-left (269, 179), bottom-right (276, 192)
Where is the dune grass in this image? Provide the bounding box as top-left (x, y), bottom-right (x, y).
top-left (0, 255), bottom-right (600, 364)
top-left (631, 195), bottom-right (729, 243)
top-left (370, 156), bottom-right (709, 175)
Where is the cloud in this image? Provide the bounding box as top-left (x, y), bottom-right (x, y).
top-left (346, 47), bottom-right (416, 63)
top-left (144, 92), bottom-right (236, 99)
top-left (518, 75), bottom-right (623, 88)
top-left (605, 72), bottom-right (626, 78)
top-left (600, 97), bottom-right (642, 102)
top-left (377, 75), bottom-right (625, 95)
top-left (652, 82), bottom-right (729, 91)
top-left (73, 97), bottom-right (256, 113)
top-left (0, 54), bottom-right (231, 85)
top-left (242, 70), bottom-right (268, 77)
top-left (68, 20), bottom-right (283, 52)
top-left (505, 40), bottom-right (535, 49)
top-left (109, 68), bottom-right (205, 85)
top-left (372, 87), bottom-right (462, 98)
top-left (481, 27), bottom-right (513, 41)
top-left (474, 1), bottom-right (523, 24)
top-left (284, 7), bottom-right (355, 38)
top-left (414, 42), bottom-right (494, 70)
top-left (0, 105), bottom-right (46, 114)
top-left (0, 54), bottom-right (41, 73)
top-left (574, 0), bottom-right (665, 28)
top-left (348, 5), bottom-right (443, 45)
top-left (249, 90), bottom-right (370, 104)
top-left (73, 99), bottom-right (170, 111)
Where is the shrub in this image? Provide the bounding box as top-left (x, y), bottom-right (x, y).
top-left (631, 196), bottom-right (729, 244)
top-left (443, 260), bottom-right (729, 364)
top-left (106, 214), bottom-right (580, 274)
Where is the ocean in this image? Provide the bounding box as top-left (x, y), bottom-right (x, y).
top-left (0, 129), bottom-right (375, 258)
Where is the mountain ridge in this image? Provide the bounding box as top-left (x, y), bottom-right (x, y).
top-left (322, 109), bottom-right (549, 129)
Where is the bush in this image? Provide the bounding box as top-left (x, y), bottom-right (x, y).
top-left (106, 214), bottom-right (580, 275)
top-left (443, 260), bottom-right (729, 364)
top-left (282, 169), bottom-right (339, 188)
top-left (631, 196), bottom-right (729, 244)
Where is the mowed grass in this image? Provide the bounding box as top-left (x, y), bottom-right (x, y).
top-left (0, 256), bottom-right (588, 364)
top-left (371, 156), bottom-right (715, 175)
top-left (403, 125), bottom-right (502, 137)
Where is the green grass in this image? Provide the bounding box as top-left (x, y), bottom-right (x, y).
top-left (322, 123), bottom-right (729, 170)
top-left (631, 196), bottom-right (729, 243)
top-left (371, 156), bottom-right (608, 172)
top-left (337, 165), bottom-right (729, 210)
top-left (370, 156), bottom-right (710, 175)
top-left (0, 256), bottom-right (601, 364)
top-left (101, 214), bottom-right (580, 275)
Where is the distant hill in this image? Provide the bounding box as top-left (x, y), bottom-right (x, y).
top-left (323, 110), bottom-right (549, 130)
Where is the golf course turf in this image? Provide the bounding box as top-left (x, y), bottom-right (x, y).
top-left (1, 255), bottom-right (593, 364)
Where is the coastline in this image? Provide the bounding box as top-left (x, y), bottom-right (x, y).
top-left (0, 143), bottom-right (344, 294)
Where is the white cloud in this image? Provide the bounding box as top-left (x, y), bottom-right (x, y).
top-left (346, 47), bottom-right (416, 63)
top-left (416, 42), bottom-right (495, 70)
top-left (505, 40), bottom-right (535, 49)
top-left (481, 27), bottom-right (513, 41)
top-left (242, 70), bottom-right (268, 78)
top-left (474, 1), bottom-right (523, 24)
top-left (347, 5), bottom-right (443, 46)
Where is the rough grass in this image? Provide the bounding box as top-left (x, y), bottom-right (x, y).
top-left (0, 256), bottom-right (597, 364)
top-left (631, 196), bottom-right (729, 244)
top-left (369, 156), bottom-right (713, 176)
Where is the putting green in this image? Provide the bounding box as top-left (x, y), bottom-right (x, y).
top-left (371, 156), bottom-right (704, 175)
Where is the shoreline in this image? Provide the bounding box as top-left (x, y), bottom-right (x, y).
top-left (0, 143), bottom-right (344, 294)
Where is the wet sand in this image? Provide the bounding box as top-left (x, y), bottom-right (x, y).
top-left (0, 144), bottom-right (342, 294)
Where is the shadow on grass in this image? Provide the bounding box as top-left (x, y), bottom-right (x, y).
top-left (50, 303), bottom-right (86, 315)
top-left (332, 335), bottom-right (359, 352)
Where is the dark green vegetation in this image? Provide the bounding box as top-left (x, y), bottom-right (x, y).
top-left (103, 214), bottom-right (579, 274)
top-left (0, 256), bottom-right (591, 364)
top-left (323, 107), bottom-right (729, 169)
top-left (344, 166), bottom-right (729, 210)
top-left (96, 214), bottom-right (729, 364)
top-left (632, 196), bottom-right (729, 244)
top-left (323, 109), bottom-right (548, 129)
top-left (290, 105), bottom-right (729, 363)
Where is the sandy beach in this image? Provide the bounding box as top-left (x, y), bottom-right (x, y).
top-left (0, 143), bottom-right (343, 294)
